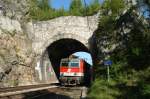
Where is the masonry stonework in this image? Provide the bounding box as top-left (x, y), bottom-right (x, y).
top-left (26, 15), bottom-right (99, 58)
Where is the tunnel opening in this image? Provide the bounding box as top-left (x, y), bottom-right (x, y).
top-left (38, 38), bottom-right (94, 84)
top-left (47, 39), bottom-right (90, 78)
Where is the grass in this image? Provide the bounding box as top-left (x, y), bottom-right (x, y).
top-left (87, 79), bottom-right (121, 99)
top-left (87, 67), bottom-right (150, 99)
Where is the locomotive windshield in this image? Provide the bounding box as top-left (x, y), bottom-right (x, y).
top-left (60, 58), bottom-right (80, 67)
top-left (70, 62), bottom-right (79, 67)
top-left (69, 59), bottom-right (79, 67)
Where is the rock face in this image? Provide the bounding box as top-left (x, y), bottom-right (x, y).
top-left (0, 0), bottom-right (35, 87)
top-left (0, 0), bottom-right (30, 20)
top-left (0, 15), bottom-right (35, 87)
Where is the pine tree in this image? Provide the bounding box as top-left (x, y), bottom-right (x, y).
top-left (55, 7), bottom-right (67, 17)
top-left (39, 0), bottom-right (51, 10)
top-left (69, 0), bottom-right (84, 16)
top-left (87, 0), bottom-right (100, 15)
top-left (29, 0), bottom-right (101, 20)
top-left (99, 0), bottom-right (125, 32)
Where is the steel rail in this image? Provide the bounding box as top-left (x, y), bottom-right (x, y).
top-left (0, 83), bottom-right (58, 97)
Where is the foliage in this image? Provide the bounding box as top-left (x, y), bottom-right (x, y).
top-left (38, 0), bottom-right (50, 10)
top-left (29, 0), bottom-right (100, 21)
top-left (96, 0), bottom-right (150, 69)
top-left (98, 0), bottom-right (125, 33)
top-left (90, 0), bottom-right (150, 98)
top-left (88, 67), bottom-right (150, 99)
top-left (69, 0), bottom-right (84, 16)
top-left (87, 79), bottom-right (120, 99)
top-left (86, 0), bottom-right (101, 15)
top-left (29, 0), bottom-right (66, 20)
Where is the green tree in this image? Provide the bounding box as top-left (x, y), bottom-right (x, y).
top-left (69, 0), bottom-right (84, 16)
top-left (87, 0), bottom-right (100, 15)
top-left (38, 0), bottom-right (51, 10)
top-left (54, 7), bottom-right (68, 17)
top-left (97, 0), bottom-right (125, 36)
top-left (30, 0), bottom-right (53, 20)
top-left (29, 0), bottom-right (101, 20)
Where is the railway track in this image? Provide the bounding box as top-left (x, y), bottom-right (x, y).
top-left (0, 84), bottom-right (88, 99)
top-left (31, 86), bottom-right (88, 99)
top-left (0, 83), bottom-right (58, 97)
top-left (57, 86), bottom-right (88, 99)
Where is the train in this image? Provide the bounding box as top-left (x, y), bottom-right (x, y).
top-left (59, 57), bottom-right (92, 86)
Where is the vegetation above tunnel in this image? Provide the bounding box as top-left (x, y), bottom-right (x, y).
top-left (29, 0), bottom-right (100, 21)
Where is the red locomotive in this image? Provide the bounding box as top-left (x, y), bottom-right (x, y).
top-left (59, 57), bottom-right (92, 86)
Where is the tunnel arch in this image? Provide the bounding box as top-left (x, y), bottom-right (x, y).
top-left (31, 14), bottom-right (99, 84)
top-left (36, 36), bottom-right (93, 83)
top-left (39, 33), bottom-right (89, 55)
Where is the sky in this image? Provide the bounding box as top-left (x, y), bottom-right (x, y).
top-left (50, 0), bottom-right (104, 10)
top-left (73, 52), bottom-right (93, 65)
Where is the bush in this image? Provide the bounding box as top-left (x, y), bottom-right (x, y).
top-left (87, 79), bottom-right (121, 99)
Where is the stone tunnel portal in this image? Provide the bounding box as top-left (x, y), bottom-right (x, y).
top-left (39, 38), bottom-right (92, 83)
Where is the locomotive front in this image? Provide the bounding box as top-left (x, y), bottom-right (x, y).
top-left (59, 58), bottom-right (84, 85)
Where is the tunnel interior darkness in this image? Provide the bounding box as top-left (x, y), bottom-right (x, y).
top-left (46, 38), bottom-right (90, 79)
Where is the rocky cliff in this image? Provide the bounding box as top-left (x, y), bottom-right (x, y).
top-left (0, 0), bottom-right (35, 87)
top-left (0, 0), bottom-right (30, 20)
